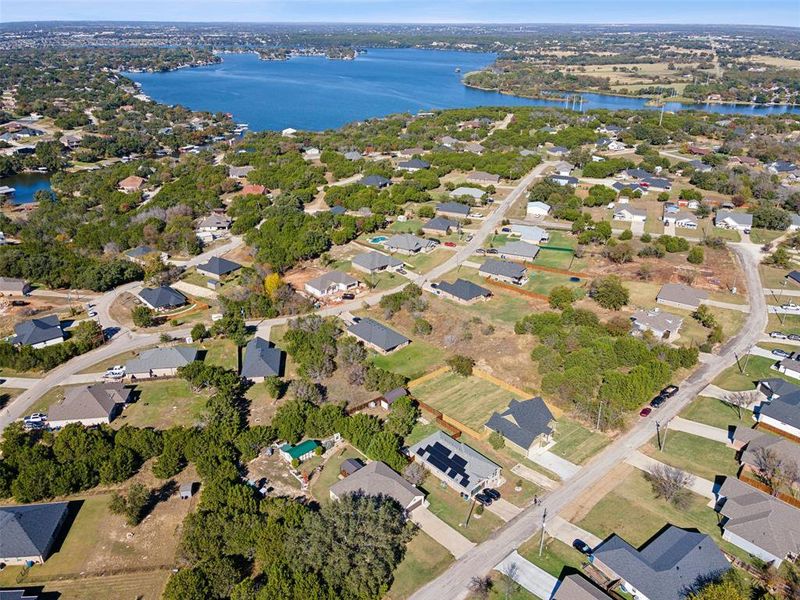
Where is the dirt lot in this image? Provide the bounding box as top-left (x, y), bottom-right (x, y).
top-left (0, 294), bottom-right (84, 338)
top-left (222, 243), bottom-right (255, 267)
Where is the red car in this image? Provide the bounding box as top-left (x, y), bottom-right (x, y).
top-left (639, 407), bottom-right (652, 417)
top-left (444, 241), bottom-right (457, 247)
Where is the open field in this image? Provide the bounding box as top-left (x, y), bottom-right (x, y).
top-left (642, 431), bottom-right (738, 481)
top-left (386, 531), bottom-right (454, 600)
top-left (550, 420), bottom-right (611, 465)
top-left (411, 371), bottom-right (522, 431)
top-left (749, 228), bottom-right (785, 245)
top-left (680, 396), bottom-right (752, 430)
top-left (371, 340), bottom-right (446, 379)
top-left (112, 379), bottom-right (207, 429)
top-left (576, 470), bottom-right (751, 563)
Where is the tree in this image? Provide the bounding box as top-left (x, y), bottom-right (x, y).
top-left (548, 286), bottom-right (576, 310)
top-left (132, 305), bottom-right (155, 327)
top-left (447, 354), bottom-right (475, 377)
top-left (163, 567), bottom-right (211, 600)
top-left (263, 273), bottom-right (283, 298)
top-left (468, 576), bottom-right (492, 600)
top-left (645, 464), bottom-right (695, 509)
top-left (500, 562), bottom-right (521, 600)
top-left (725, 391), bottom-right (755, 420)
top-left (589, 276), bottom-right (629, 310)
top-left (212, 312), bottom-right (248, 347)
top-left (687, 246), bottom-right (704, 264)
top-left (413, 318), bottom-right (432, 335)
top-left (752, 205), bottom-right (790, 231)
top-left (619, 229), bottom-right (633, 241)
top-left (191, 323), bottom-right (208, 342)
top-left (264, 375), bottom-right (287, 399)
top-left (488, 430), bottom-right (505, 450)
top-left (108, 482), bottom-right (151, 526)
top-left (763, 246), bottom-right (792, 269)
top-left (403, 462), bottom-right (427, 486)
top-left (385, 395), bottom-right (419, 438)
top-left (692, 305), bottom-right (718, 328)
top-left (687, 578), bottom-right (749, 599)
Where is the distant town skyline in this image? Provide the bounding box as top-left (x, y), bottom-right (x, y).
top-left (2, 0), bottom-right (799, 26)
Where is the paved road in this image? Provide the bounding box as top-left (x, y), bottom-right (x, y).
top-left (409, 242), bottom-right (767, 600)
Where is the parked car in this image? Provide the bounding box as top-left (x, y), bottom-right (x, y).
top-left (660, 385), bottom-right (679, 398)
top-left (466, 234), bottom-right (474, 242)
top-left (444, 241), bottom-right (456, 247)
top-left (483, 488), bottom-right (501, 500)
top-left (744, 228), bottom-right (751, 234)
top-left (771, 331), bottom-right (788, 339)
top-left (88, 310), bottom-right (98, 318)
top-left (342, 293), bottom-right (355, 300)
top-left (29, 413), bottom-right (47, 421)
top-left (486, 248), bottom-right (498, 254)
top-left (650, 395), bottom-right (666, 408)
top-left (639, 407), bottom-right (652, 417)
top-left (476, 248), bottom-right (486, 254)
top-left (474, 492), bottom-right (492, 506)
top-left (573, 539), bottom-right (593, 555)
top-left (501, 227), bottom-right (511, 233)
top-left (782, 303), bottom-right (800, 311)
top-left (789, 334), bottom-right (800, 342)
top-left (772, 348), bottom-right (792, 358)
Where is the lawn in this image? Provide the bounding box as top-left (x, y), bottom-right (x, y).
top-left (411, 371), bottom-right (522, 431)
top-left (767, 312), bottom-right (800, 336)
top-left (488, 574), bottom-right (538, 600)
top-left (309, 445), bottom-right (366, 504)
top-left (712, 355), bottom-right (792, 391)
top-left (38, 572), bottom-right (170, 600)
top-left (577, 470), bottom-right (751, 563)
top-left (423, 481), bottom-right (504, 543)
top-left (386, 531), bottom-right (453, 600)
top-left (641, 431), bottom-right (738, 481)
top-left (518, 536), bottom-right (586, 578)
top-left (550, 420), bottom-right (610, 465)
top-left (760, 265), bottom-right (796, 290)
top-left (202, 338), bottom-right (239, 371)
top-left (749, 228), bottom-right (784, 245)
top-left (533, 248), bottom-right (581, 271)
top-left (405, 421), bottom-right (441, 447)
top-left (0, 387), bottom-right (24, 409)
top-left (680, 396), bottom-right (752, 430)
top-left (371, 340), bottom-right (446, 379)
top-left (113, 379), bottom-right (207, 429)
top-left (523, 271), bottom-right (586, 297)
top-left (389, 219), bottom-right (424, 234)
top-left (403, 248), bottom-right (453, 274)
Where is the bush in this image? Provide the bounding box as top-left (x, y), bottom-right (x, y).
top-left (640, 232), bottom-right (652, 243)
top-left (446, 354), bottom-right (475, 377)
top-left (656, 235), bottom-right (690, 253)
top-left (413, 318), bottom-right (432, 335)
top-left (132, 306), bottom-right (155, 327)
top-left (488, 431), bottom-right (505, 450)
top-left (191, 323), bottom-right (208, 341)
top-left (548, 286), bottom-right (576, 310)
top-left (619, 229), bottom-right (633, 241)
top-left (589, 276), bottom-right (629, 310)
top-left (687, 246), bottom-right (704, 264)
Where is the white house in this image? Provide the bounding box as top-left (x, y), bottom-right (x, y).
top-left (613, 207), bottom-right (647, 222)
top-left (715, 210), bottom-right (753, 231)
top-left (304, 271), bottom-right (359, 298)
top-left (281, 127), bottom-right (297, 137)
top-left (526, 201), bottom-right (551, 217)
top-left (553, 161), bottom-right (574, 176)
top-left (302, 147), bottom-right (321, 160)
top-left (631, 308), bottom-right (684, 341)
top-left (509, 224), bottom-right (549, 244)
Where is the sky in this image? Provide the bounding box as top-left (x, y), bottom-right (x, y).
top-left (2, 0), bottom-right (799, 26)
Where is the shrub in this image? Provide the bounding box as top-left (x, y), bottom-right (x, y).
top-left (446, 354), bottom-right (475, 377)
top-left (619, 229), bottom-right (633, 240)
top-left (589, 276), bottom-right (629, 310)
top-left (132, 306), bottom-right (155, 327)
top-left (687, 246), bottom-right (704, 264)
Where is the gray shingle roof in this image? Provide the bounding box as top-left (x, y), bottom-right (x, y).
top-left (0, 502), bottom-right (69, 561)
top-left (552, 574), bottom-right (612, 599)
top-left (49, 383), bottom-right (132, 424)
top-left (329, 461), bottom-right (423, 509)
top-left (241, 337), bottom-right (285, 379)
top-left (360, 175), bottom-right (391, 188)
top-left (423, 216), bottom-right (458, 232)
top-left (398, 159), bottom-right (430, 170)
top-left (550, 175), bottom-right (579, 185)
top-left (305, 270), bottom-right (358, 292)
top-left (409, 430), bottom-right (500, 493)
top-left (125, 346), bottom-right (199, 375)
top-left (125, 245), bottom-right (157, 259)
top-left (593, 526), bottom-right (730, 600)
top-left (385, 233), bottom-right (434, 253)
top-left (479, 259), bottom-right (526, 279)
top-left (485, 398), bottom-right (554, 449)
top-left (498, 241), bottom-right (540, 260)
top-left (715, 210), bottom-right (753, 227)
top-left (0, 590), bottom-right (42, 600)
top-left (450, 187), bottom-right (484, 200)
top-left (436, 201), bottom-right (470, 216)
top-left (717, 477), bottom-right (800, 560)
top-left (656, 283), bottom-right (709, 308)
top-left (138, 286), bottom-right (187, 309)
top-left (11, 314), bottom-right (63, 346)
top-left (734, 427), bottom-right (800, 470)
top-left (437, 278), bottom-right (491, 302)
top-left (760, 389), bottom-right (800, 429)
top-left (197, 256), bottom-right (241, 277)
top-left (347, 318), bottom-right (409, 352)
top-left (351, 251), bottom-right (403, 272)
top-left (760, 378), bottom-right (800, 397)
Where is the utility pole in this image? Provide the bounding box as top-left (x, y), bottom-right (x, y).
top-left (656, 420), bottom-right (662, 451)
top-left (538, 508), bottom-right (548, 556)
top-left (660, 419), bottom-right (671, 452)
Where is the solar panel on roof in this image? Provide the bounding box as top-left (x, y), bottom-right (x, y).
top-left (451, 455), bottom-right (467, 468)
top-left (461, 476), bottom-right (470, 487)
top-left (416, 448), bottom-right (426, 457)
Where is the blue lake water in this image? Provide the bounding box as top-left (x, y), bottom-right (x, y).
top-left (0, 172), bottom-right (52, 204)
top-left (128, 49), bottom-right (800, 132)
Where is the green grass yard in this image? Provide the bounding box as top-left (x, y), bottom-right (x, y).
top-left (641, 431), bottom-right (738, 481)
top-left (411, 371), bottom-right (522, 431)
top-left (550, 420), bottom-right (610, 465)
top-left (749, 229), bottom-right (784, 245)
top-left (202, 338), bottom-right (239, 371)
top-left (371, 340), bottom-right (446, 379)
top-left (712, 355), bottom-right (791, 391)
top-left (113, 379), bottom-right (207, 429)
top-left (387, 531), bottom-right (453, 600)
top-left (680, 396), bottom-right (751, 430)
top-left (423, 481), bottom-right (504, 543)
top-left (518, 536), bottom-right (586, 578)
top-left (309, 445), bottom-right (366, 504)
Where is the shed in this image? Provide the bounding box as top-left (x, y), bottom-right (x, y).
top-left (340, 458), bottom-right (365, 477)
top-left (180, 482), bottom-right (197, 499)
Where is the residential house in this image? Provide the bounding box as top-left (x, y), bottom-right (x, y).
top-left (775, 358), bottom-right (800, 383)
top-left (409, 430), bottom-right (502, 497)
top-left (340, 458), bottom-right (364, 477)
top-left (118, 175), bottom-right (145, 193)
top-left (240, 337), bottom-right (285, 382)
top-left (196, 214), bottom-right (232, 233)
top-left (302, 147), bottom-right (321, 160)
top-left (715, 477), bottom-right (800, 566)
top-left (439, 135), bottom-right (459, 148)
top-left (281, 127), bottom-right (297, 137)
top-left (546, 146), bottom-right (569, 157)
top-left (613, 207), bottom-right (648, 222)
top-left (0, 589), bottom-right (43, 600)
top-left (380, 387), bottom-right (407, 410)
top-left (592, 526), bottom-right (730, 600)
top-left (449, 187), bottom-right (485, 202)
top-left (60, 133), bottom-right (82, 149)
top-left (228, 165), bottom-right (254, 178)
top-left (48, 383), bottom-right (133, 428)
top-left (240, 183), bottom-right (267, 196)
top-left (466, 171), bottom-right (500, 184)
top-left (789, 214), bottom-right (800, 233)
top-left (0, 502), bottom-right (70, 565)
top-left (422, 216), bottom-right (458, 236)
top-left (329, 461), bottom-right (426, 513)
top-left (463, 142), bottom-right (485, 154)
top-left (688, 145), bottom-right (711, 156)
top-left (197, 256), bottom-right (241, 281)
top-left (621, 168), bottom-right (653, 180)
top-left (786, 270), bottom-right (800, 286)
top-left (732, 427), bottom-right (800, 479)
top-left (0, 277), bottom-right (30, 296)
top-left (304, 271), bottom-right (359, 298)
top-left (550, 174), bottom-right (579, 187)
top-left (485, 398), bottom-right (555, 458)
top-left (138, 286), bottom-right (187, 311)
top-left (479, 259), bottom-right (527, 285)
top-left (346, 317), bottom-right (410, 354)
top-left (396, 148), bottom-right (423, 159)
top-left (360, 175), bottom-right (391, 189)
top-left (384, 233), bottom-right (436, 255)
top-left (436, 201), bottom-right (471, 218)
top-left (526, 201), bottom-right (551, 217)
top-left (280, 440), bottom-right (320, 463)
top-left (656, 283), bottom-right (709, 311)
top-left (509, 224), bottom-right (549, 244)
top-left (768, 160), bottom-right (797, 174)
top-left (673, 211), bottom-right (699, 229)
top-left (552, 574), bottom-right (612, 599)
top-left (612, 182), bottom-right (648, 195)
top-left (124, 245), bottom-right (166, 266)
top-left (125, 346), bottom-right (200, 379)
top-left (640, 176), bottom-right (672, 191)
top-left (498, 240), bottom-right (540, 262)
top-left (11, 315), bottom-right (64, 349)
top-left (553, 161), bottom-right (574, 176)
top-left (328, 205), bottom-right (347, 216)
top-left (397, 158), bottom-right (430, 172)
top-left (631, 308), bottom-right (684, 341)
top-left (343, 150), bottom-right (362, 161)
top-left (435, 278), bottom-right (491, 304)
top-left (715, 210), bottom-right (753, 231)
top-left (351, 251), bottom-right (403, 275)
top-left (689, 159), bottom-right (713, 173)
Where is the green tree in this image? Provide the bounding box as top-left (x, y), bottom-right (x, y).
top-left (687, 246), bottom-right (704, 264)
top-left (590, 276), bottom-right (629, 310)
top-left (191, 323), bottom-right (208, 342)
top-left (132, 305), bottom-right (155, 327)
top-left (447, 354), bottom-right (475, 377)
top-left (163, 567), bottom-right (211, 600)
top-left (488, 431), bottom-right (505, 450)
top-left (548, 286), bottom-right (576, 310)
top-left (385, 395), bottom-right (419, 439)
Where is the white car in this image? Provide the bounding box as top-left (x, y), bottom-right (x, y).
top-left (782, 303), bottom-right (800, 311)
top-left (88, 310), bottom-right (98, 318)
top-left (24, 413), bottom-right (47, 423)
top-left (770, 331), bottom-right (788, 339)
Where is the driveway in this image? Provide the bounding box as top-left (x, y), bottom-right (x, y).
top-left (529, 451), bottom-right (580, 479)
top-left (494, 551), bottom-right (557, 600)
top-left (669, 416), bottom-right (730, 444)
top-left (0, 377), bottom-right (41, 390)
top-left (624, 451), bottom-right (716, 500)
top-left (511, 463), bottom-right (558, 490)
top-left (172, 280), bottom-right (217, 300)
top-left (705, 299), bottom-right (750, 312)
top-left (631, 220), bottom-right (645, 236)
top-left (486, 498), bottom-right (522, 522)
top-left (409, 507), bottom-right (475, 559)
top-left (547, 515), bottom-right (603, 549)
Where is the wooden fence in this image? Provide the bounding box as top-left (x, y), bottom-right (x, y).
top-left (738, 474), bottom-right (800, 509)
top-left (417, 399), bottom-right (462, 439)
top-left (484, 279), bottom-right (549, 301)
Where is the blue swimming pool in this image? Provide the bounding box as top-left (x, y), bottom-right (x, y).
top-left (370, 236), bottom-right (388, 244)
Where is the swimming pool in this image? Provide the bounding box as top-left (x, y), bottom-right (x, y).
top-left (370, 236), bottom-right (388, 244)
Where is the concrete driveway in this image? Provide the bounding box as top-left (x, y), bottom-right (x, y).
top-left (631, 220), bottom-right (645, 236)
top-left (494, 551), bottom-right (557, 600)
top-left (547, 515), bottom-right (603, 548)
top-left (511, 463), bottom-right (558, 490)
top-left (669, 416), bottom-right (730, 444)
top-left (410, 507), bottom-right (475, 559)
top-left (624, 451), bottom-right (716, 500)
top-left (529, 451), bottom-right (580, 479)
top-left (486, 498), bottom-right (522, 522)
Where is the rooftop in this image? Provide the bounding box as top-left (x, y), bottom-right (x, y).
top-left (347, 317), bottom-right (410, 353)
top-left (656, 283), bottom-right (709, 308)
top-left (49, 383), bottom-right (133, 423)
top-left (479, 259), bottom-right (526, 279)
top-left (0, 502), bottom-right (69, 562)
top-left (125, 346), bottom-right (199, 375)
top-left (197, 256), bottom-right (241, 277)
top-left (241, 337), bottom-right (285, 379)
top-left (329, 461), bottom-right (423, 508)
top-left (409, 430), bottom-right (500, 493)
top-left (485, 398), bottom-right (554, 449)
top-left (351, 251), bottom-right (403, 271)
top-left (436, 278), bottom-right (491, 302)
top-left (11, 314), bottom-right (63, 347)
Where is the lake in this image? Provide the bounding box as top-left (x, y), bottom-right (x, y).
top-left (0, 172), bottom-right (52, 205)
top-left (128, 49), bottom-right (800, 132)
